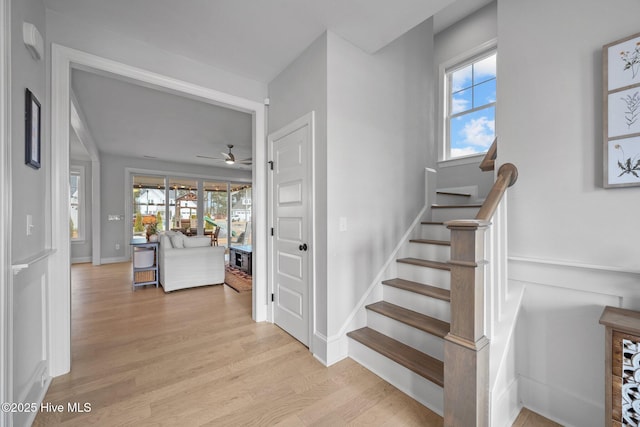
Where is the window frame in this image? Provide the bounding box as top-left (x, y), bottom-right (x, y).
top-left (439, 40), bottom-right (497, 165)
top-left (70, 165), bottom-right (85, 242)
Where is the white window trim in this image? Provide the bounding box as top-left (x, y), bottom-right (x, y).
top-left (438, 38), bottom-right (497, 164)
top-left (70, 165), bottom-right (85, 243)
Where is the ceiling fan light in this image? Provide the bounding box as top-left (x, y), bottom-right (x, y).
top-left (225, 158), bottom-right (235, 165)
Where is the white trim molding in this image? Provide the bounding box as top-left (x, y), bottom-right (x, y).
top-left (0, 0), bottom-right (11, 423)
top-left (508, 255), bottom-right (636, 426)
top-left (50, 44), bottom-right (267, 377)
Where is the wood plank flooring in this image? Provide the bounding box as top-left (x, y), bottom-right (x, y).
top-left (33, 262), bottom-right (443, 426)
top-left (33, 262), bottom-right (561, 426)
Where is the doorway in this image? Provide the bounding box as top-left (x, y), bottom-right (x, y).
top-left (49, 45), bottom-right (267, 376)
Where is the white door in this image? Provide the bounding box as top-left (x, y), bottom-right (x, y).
top-left (269, 113), bottom-right (313, 346)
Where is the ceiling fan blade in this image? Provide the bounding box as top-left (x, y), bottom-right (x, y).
top-left (221, 152), bottom-right (232, 160)
top-left (196, 154), bottom-right (222, 160)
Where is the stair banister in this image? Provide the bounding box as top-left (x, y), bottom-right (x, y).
top-left (443, 162), bottom-right (518, 427)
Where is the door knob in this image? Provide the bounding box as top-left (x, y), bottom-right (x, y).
top-left (299, 243), bottom-right (308, 251)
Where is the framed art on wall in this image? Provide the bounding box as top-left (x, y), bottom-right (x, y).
top-left (603, 32), bottom-right (640, 187)
top-left (25, 88), bottom-right (41, 169)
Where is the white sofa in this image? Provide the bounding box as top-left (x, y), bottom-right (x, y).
top-left (158, 231), bottom-right (225, 292)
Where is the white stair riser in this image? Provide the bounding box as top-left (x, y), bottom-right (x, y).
top-left (397, 263), bottom-right (450, 289)
top-left (349, 339), bottom-right (444, 416)
top-left (436, 193), bottom-right (472, 205)
top-left (408, 242), bottom-right (450, 263)
top-left (382, 285), bottom-right (450, 322)
top-left (419, 224), bottom-right (450, 241)
top-left (431, 207), bottom-right (480, 222)
top-left (367, 310), bottom-right (445, 360)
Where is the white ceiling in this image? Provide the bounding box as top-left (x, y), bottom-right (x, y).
top-left (71, 70), bottom-right (253, 169)
top-left (45, 0), bottom-right (464, 83)
top-left (61, 0), bottom-right (494, 168)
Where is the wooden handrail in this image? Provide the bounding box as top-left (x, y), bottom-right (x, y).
top-left (475, 163), bottom-right (518, 221)
top-left (478, 138), bottom-right (497, 172)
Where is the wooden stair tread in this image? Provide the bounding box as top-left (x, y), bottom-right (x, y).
top-left (397, 258), bottom-right (450, 271)
top-left (436, 191), bottom-right (471, 197)
top-left (382, 278), bottom-right (450, 302)
top-left (366, 301), bottom-right (450, 338)
top-left (347, 327), bottom-right (444, 386)
top-left (409, 238), bottom-right (450, 246)
top-left (431, 204), bottom-right (483, 209)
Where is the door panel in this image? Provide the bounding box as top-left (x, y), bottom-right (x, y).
top-left (271, 118), bottom-right (311, 346)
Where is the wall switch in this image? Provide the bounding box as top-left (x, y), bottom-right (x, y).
top-left (115, 243), bottom-right (120, 250)
top-left (26, 214), bottom-right (33, 235)
top-left (339, 217), bottom-right (347, 232)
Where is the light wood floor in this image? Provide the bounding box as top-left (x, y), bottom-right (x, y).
top-left (33, 262), bottom-right (442, 426)
top-left (34, 262), bottom-right (561, 426)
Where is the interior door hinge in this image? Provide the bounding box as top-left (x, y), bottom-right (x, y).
top-left (268, 160), bottom-right (274, 170)
top-left (271, 227), bottom-right (274, 236)
top-left (271, 293), bottom-right (274, 302)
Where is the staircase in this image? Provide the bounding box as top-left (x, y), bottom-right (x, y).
top-left (347, 192), bottom-right (482, 416)
top-left (347, 142), bottom-right (519, 425)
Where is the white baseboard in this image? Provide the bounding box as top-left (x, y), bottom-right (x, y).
top-left (490, 377), bottom-right (521, 427)
top-left (519, 376), bottom-right (603, 427)
top-left (15, 361), bottom-right (50, 427)
top-left (71, 256), bottom-right (91, 264)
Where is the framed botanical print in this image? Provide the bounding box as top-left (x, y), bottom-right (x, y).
top-left (603, 32), bottom-right (640, 187)
top-left (25, 88), bottom-right (41, 169)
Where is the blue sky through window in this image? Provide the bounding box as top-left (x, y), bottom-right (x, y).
top-left (447, 52), bottom-right (496, 158)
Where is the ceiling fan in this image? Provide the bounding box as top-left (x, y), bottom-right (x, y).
top-left (196, 144), bottom-right (252, 166)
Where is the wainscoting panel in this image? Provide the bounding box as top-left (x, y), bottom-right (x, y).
top-left (510, 257), bottom-right (639, 427)
top-left (12, 258), bottom-right (49, 427)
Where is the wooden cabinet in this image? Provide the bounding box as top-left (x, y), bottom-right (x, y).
top-left (600, 306), bottom-right (640, 426)
top-left (229, 245), bottom-right (252, 275)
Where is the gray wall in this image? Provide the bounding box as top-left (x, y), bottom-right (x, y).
top-left (499, 0), bottom-right (640, 425)
top-left (326, 21), bottom-right (435, 339)
top-left (100, 153), bottom-right (251, 261)
top-left (268, 20), bottom-right (435, 362)
top-left (268, 33), bottom-right (329, 347)
top-left (434, 1), bottom-right (496, 199)
top-left (11, 0), bottom-right (49, 423)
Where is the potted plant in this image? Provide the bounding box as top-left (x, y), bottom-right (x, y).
top-left (146, 221), bottom-right (158, 242)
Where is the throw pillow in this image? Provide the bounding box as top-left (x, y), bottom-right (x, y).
top-left (170, 234), bottom-right (185, 248)
top-left (159, 234), bottom-right (173, 248)
top-left (183, 236), bottom-right (211, 248)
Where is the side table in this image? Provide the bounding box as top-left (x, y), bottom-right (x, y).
top-left (599, 306), bottom-right (640, 426)
top-left (130, 238), bottom-right (159, 289)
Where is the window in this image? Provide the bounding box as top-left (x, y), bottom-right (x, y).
top-left (132, 175), bottom-right (166, 236)
top-left (444, 50), bottom-right (496, 160)
top-left (69, 167), bottom-right (84, 241)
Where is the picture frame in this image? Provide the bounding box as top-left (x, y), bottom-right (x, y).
top-left (25, 88), bottom-right (41, 169)
top-left (603, 32), bottom-right (640, 188)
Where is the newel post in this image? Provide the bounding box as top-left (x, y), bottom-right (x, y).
top-left (444, 219), bottom-right (490, 427)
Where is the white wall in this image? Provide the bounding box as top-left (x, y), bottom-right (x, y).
top-left (45, 9), bottom-right (267, 103)
top-left (268, 22), bottom-right (435, 364)
top-left (325, 20), bottom-right (435, 355)
top-left (100, 153), bottom-right (251, 262)
top-left (434, 1), bottom-right (496, 199)
top-left (498, 1), bottom-right (640, 425)
top-left (11, 0), bottom-right (51, 424)
top-left (268, 33), bottom-right (329, 355)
